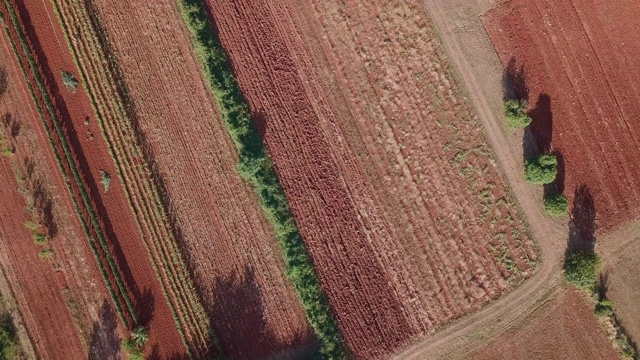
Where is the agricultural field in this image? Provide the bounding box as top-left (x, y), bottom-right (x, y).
top-left (0, 0), bottom-right (638, 359)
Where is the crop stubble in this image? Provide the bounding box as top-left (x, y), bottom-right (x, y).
top-left (87, 1), bottom-right (317, 358)
top-left (485, 0), bottom-right (640, 233)
top-left (0, 0), bottom-right (186, 356)
top-left (207, 0), bottom-right (537, 358)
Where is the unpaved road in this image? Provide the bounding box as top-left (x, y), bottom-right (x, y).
top-left (393, 1), bottom-right (568, 358)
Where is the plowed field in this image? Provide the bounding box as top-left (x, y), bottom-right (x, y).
top-left (86, 1), bottom-right (316, 358)
top-left (469, 288), bottom-right (619, 360)
top-left (485, 0), bottom-right (640, 233)
top-left (206, 0), bottom-right (537, 358)
top-left (0, 28), bottom-right (120, 360)
top-left (0, 0), bottom-right (186, 357)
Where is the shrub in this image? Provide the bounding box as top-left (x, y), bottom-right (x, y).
top-left (594, 299), bottom-right (613, 317)
top-left (61, 71), bottom-right (78, 93)
top-left (1, 145), bottom-right (13, 157)
top-left (100, 170), bottom-right (111, 193)
top-left (564, 251), bottom-right (599, 290)
top-left (23, 220), bottom-right (39, 232)
top-left (524, 154), bottom-right (557, 184)
top-left (38, 248), bottom-right (53, 260)
top-left (33, 232), bottom-right (47, 245)
top-left (0, 315), bottom-right (21, 360)
top-left (544, 193), bottom-right (568, 216)
top-left (504, 99), bottom-right (531, 128)
top-left (131, 327), bottom-right (148, 348)
top-left (121, 338), bottom-right (143, 360)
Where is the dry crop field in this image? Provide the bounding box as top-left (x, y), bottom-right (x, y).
top-left (2, 0), bottom-right (635, 359)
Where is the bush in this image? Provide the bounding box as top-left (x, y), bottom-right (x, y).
top-left (38, 248), bottom-right (53, 260)
top-left (594, 299), bottom-right (613, 317)
top-left (23, 221), bottom-right (39, 232)
top-left (131, 327), bottom-right (148, 348)
top-left (61, 71), bottom-right (78, 93)
top-left (121, 338), bottom-right (143, 360)
top-left (100, 170), bottom-right (111, 193)
top-left (544, 193), bottom-right (568, 216)
top-left (504, 99), bottom-right (532, 128)
top-left (525, 154), bottom-right (557, 184)
top-left (0, 315), bottom-right (21, 360)
top-left (33, 233), bottom-right (47, 245)
top-left (564, 251), bottom-right (599, 290)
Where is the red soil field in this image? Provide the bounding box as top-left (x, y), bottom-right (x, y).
top-left (207, 0), bottom-right (537, 358)
top-left (469, 287), bottom-right (619, 359)
top-left (1, 0), bottom-right (187, 356)
top-left (485, 0), bottom-right (640, 233)
top-left (0, 33), bottom-right (120, 359)
top-left (87, 1), bottom-right (316, 358)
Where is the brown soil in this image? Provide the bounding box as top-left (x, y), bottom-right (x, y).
top-left (1, 0), bottom-right (186, 357)
top-left (485, 0), bottom-right (640, 233)
top-left (87, 1), bottom-right (316, 358)
top-left (468, 287), bottom-right (620, 360)
top-left (0, 34), bottom-right (120, 359)
top-left (206, 1), bottom-right (537, 358)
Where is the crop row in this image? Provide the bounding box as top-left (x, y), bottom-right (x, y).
top-left (176, 1), bottom-right (348, 358)
top-left (0, 0), bottom-right (137, 327)
top-left (50, 0), bottom-right (213, 356)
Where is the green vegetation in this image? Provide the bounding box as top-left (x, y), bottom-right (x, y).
top-left (0, 145), bottom-right (13, 157)
top-left (100, 170), bottom-right (111, 193)
top-left (594, 299), bottom-right (613, 317)
top-left (33, 233), bottom-right (46, 245)
top-left (1, 1), bottom-right (136, 326)
top-left (176, 1), bottom-right (347, 358)
top-left (544, 193), bottom-right (568, 216)
top-left (0, 315), bottom-right (21, 360)
top-left (121, 327), bottom-right (148, 360)
top-left (504, 99), bottom-right (531, 128)
top-left (564, 250), bottom-right (599, 290)
top-left (524, 154), bottom-right (557, 184)
top-left (37, 249), bottom-right (53, 260)
top-left (61, 71), bottom-right (78, 93)
top-left (23, 221), bottom-right (38, 232)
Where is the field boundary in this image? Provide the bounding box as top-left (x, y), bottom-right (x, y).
top-left (49, 0), bottom-right (215, 357)
top-left (176, 0), bottom-right (348, 358)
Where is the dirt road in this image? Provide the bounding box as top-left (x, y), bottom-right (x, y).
top-left (392, 1), bottom-right (567, 358)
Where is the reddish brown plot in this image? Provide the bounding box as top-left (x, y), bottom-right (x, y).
top-left (0, 0), bottom-right (186, 356)
top-left (207, 0), bottom-right (537, 358)
top-left (87, 1), bottom-right (316, 358)
top-left (0, 29), bottom-right (120, 360)
top-left (469, 288), bottom-right (619, 360)
top-left (485, 0), bottom-right (640, 233)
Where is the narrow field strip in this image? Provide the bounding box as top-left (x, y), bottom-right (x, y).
top-left (0, 0), bottom-right (137, 327)
top-left (177, 1), bottom-right (348, 358)
top-left (50, 0), bottom-right (214, 357)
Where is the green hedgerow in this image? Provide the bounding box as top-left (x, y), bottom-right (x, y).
top-left (564, 251), bottom-right (599, 290)
top-left (544, 193), bottom-right (568, 216)
top-left (504, 99), bottom-right (532, 128)
top-left (525, 154), bottom-right (557, 184)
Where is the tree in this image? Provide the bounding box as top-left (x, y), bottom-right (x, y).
top-left (131, 327), bottom-right (148, 348)
top-left (564, 250), bottom-right (599, 290)
top-left (504, 99), bottom-right (532, 128)
top-left (61, 71), bottom-right (78, 93)
top-left (544, 193), bottom-right (568, 216)
top-left (524, 154), bottom-right (557, 184)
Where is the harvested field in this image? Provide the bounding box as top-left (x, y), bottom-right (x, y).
top-left (82, 0), bottom-right (317, 358)
top-left (485, 0), bottom-right (640, 233)
top-left (0, 0), bottom-right (187, 357)
top-left (468, 287), bottom-right (620, 360)
top-left (206, 0), bottom-right (537, 358)
top-left (0, 34), bottom-right (120, 359)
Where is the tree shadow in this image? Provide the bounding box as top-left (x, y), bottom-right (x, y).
top-left (2, 113), bottom-right (20, 138)
top-left (502, 57), bottom-right (529, 102)
top-left (210, 266), bottom-right (319, 360)
top-left (136, 288), bottom-right (155, 328)
top-left (595, 269), bottom-right (609, 302)
top-left (528, 93), bottom-right (553, 153)
top-left (0, 66), bottom-right (7, 99)
top-left (567, 185), bottom-right (596, 255)
top-left (88, 300), bottom-right (120, 360)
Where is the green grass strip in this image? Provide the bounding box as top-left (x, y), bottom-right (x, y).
top-left (175, 1), bottom-right (348, 358)
top-left (0, 1), bottom-right (137, 326)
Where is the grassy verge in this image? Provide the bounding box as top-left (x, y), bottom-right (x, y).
top-left (50, 0), bottom-right (214, 356)
top-left (0, 0), bottom-right (136, 326)
top-left (176, 1), bottom-right (348, 358)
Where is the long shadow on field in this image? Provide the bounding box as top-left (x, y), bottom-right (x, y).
top-left (0, 66), bottom-right (7, 98)
top-left (566, 185), bottom-right (596, 255)
top-left (88, 300), bottom-right (120, 360)
top-left (210, 266), bottom-right (319, 360)
top-left (13, 0), bottom-right (149, 327)
top-left (3, 113), bottom-right (21, 138)
top-left (502, 57), bottom-right (529, 102)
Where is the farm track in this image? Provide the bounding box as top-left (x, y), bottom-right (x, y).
top-left (51, 0), bottom-right (211, 356)
top-left (206, 1), bottom-right (537, 358)
top-left (0, 0), bottom-right (136, 328)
